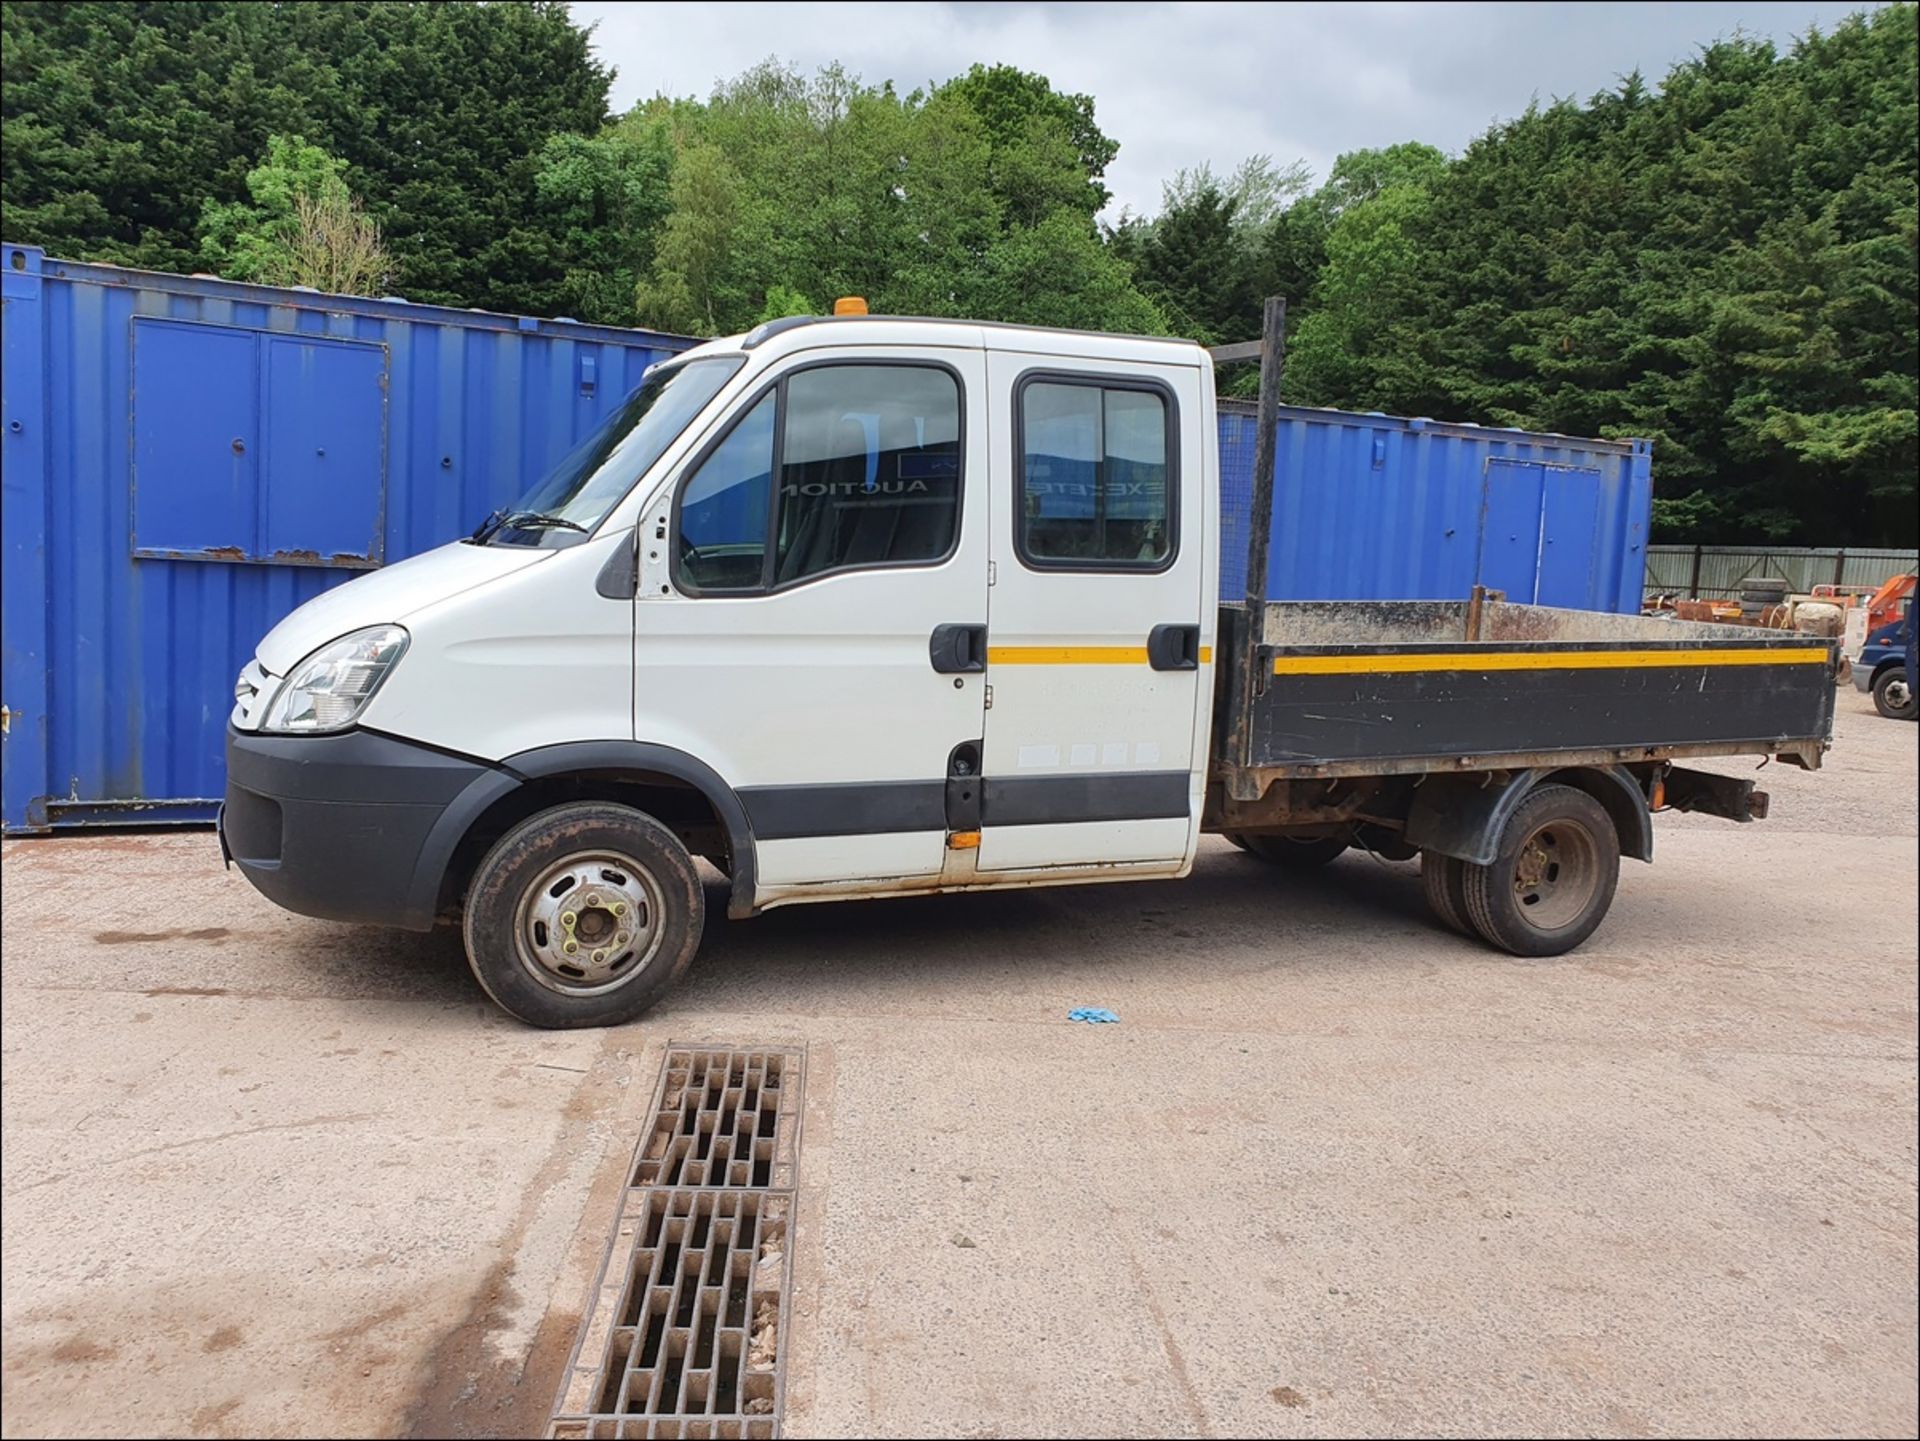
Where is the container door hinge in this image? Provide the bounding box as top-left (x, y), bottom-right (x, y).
top-left (987, 561), bottom-right (997, 587)
top-left (984, 684), bottom-right (993, 711)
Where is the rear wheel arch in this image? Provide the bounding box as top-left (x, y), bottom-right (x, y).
top-left (1406, 764), bottom-right (1650, 866)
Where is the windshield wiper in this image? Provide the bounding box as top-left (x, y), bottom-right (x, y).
top-left (470, 509), bottom-right (589, 543)
top-left (500, 511), bottom-right (588, 534)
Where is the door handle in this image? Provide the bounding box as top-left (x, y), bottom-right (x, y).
top-left (930, 623), bottom-right (987, 674)
top-left (1147, 623), bottom-right (1201, 671)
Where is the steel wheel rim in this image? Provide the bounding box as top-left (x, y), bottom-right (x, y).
top-left (1510, 818), bottom-right (1601, 931)
top-left (513, 848), bottom-right (667, 997)
top-left (1889, 678), bottom-right (1913, 711)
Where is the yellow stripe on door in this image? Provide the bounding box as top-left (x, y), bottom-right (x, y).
top-left (1270, 646), bottom-right (1830, 676)
top-left (987, 645), bottom-right (1216, 665)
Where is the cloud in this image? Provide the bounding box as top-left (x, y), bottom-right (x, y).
top-left (571, 0), bottom-right (1883, 216)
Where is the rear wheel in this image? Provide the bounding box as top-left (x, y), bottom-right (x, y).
top-left (1872, 666), bottom-right (1917, 720)
top-left (1233, 829), bottom-right (1352, 868)
top-left (462, 802), bottom-right (704, 1029)
top-left (1461, 785), bottom-right (1620, 957)
top-left (1420, 851), bottom-right (1473, 935)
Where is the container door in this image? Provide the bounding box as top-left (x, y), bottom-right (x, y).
top-left (976, 354), bottom-right (1208, 873)
top-left (635, 349), bottom-right (988, 891)
top-left (1477, 458), bottom-right (1546, 601)
top-left (1536, 465), bottom-right (1603, 608)
top-left (1479, 458), bottom-right (1607, 607)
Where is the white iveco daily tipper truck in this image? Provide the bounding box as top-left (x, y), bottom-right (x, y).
top-left (221, 310), bottom-right (1837, 1028)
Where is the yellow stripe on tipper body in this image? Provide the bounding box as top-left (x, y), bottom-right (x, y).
top-left (1271, 646), bottom-right (1830, 676)
top-left (990, 645), bottom-right (1215, 666)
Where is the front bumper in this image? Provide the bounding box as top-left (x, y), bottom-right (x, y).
top-left (221, 726), bottom-right (497, 931)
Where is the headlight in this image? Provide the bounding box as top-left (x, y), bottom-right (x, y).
top-left (260, 625), bottom-right (410, 734)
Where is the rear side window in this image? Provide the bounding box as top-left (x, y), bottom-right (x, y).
top-left (1017, 377), bottom-right (1174, 569)
top-left (674, 363), bottom-right (962, 593)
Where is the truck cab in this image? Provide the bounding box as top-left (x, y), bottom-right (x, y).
top-left (223, 312), bottom-right (1837, 1028)
top-left (1853, 594), bottom-right (1918, 720)
top-left (225, 316), bottom-right (1220, 1026)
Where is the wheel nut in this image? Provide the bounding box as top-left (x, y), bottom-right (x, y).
top-left (586, 893), bottom-right (601, 907)
top-left (615, 933), bottom-right (629, 947)
top-left (611, 902), bottom-right (626, 917)
top-left (561, 911), bottom-right (577, 929)
top-left (563, 939), bottom-right (578, 954)
top-left (592, 948), bottom-right (608, 963)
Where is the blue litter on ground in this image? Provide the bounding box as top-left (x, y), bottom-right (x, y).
top-left (1068, 1007), bottom-right (1120, 1024)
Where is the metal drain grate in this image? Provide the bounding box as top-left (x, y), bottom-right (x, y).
top-left (551, 1047), bottom-right (802, 1440)
top-left (634, 1049), bottom-right (800, 1190)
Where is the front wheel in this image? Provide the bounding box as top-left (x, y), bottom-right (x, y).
top-left (1872, 666), bottom-right (1917, 720)
top-left (462, 802), bottom-right (704, 1028)
top-left (1461, 784), bottom-right (1620, 957)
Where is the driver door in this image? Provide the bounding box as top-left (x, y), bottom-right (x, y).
top-left (632, 348), bottom-right (991, 892)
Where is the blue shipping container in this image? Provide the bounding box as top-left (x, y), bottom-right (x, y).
top-left (1216, 398), bottom-right (1652, 611)
top-left (1, 246), bottom-right (693, 830)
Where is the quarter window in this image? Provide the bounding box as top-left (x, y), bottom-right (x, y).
top-left (677, 393), bottom-right (774, 591)
top-left (674, 364), bottom-right (962, 592)
top-left (1018, 379), bottom-right (1173, 568)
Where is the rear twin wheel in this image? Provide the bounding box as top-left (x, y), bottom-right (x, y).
top-left (1423, 784), bottom-right (1621, 957)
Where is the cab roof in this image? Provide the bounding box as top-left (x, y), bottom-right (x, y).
top-left (676, 313), bottom-right (1207, 369)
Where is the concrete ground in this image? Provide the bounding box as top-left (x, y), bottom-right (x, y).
top-left (2, 694), bottom-right (1914, 1440)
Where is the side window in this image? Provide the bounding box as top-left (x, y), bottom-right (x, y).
top-left (1018, 378), bottom-right (1173, 569)
top-left (675, 364), bottom-right (962, 593)
top-left (677, 393), bottom-right (774, 591)
top-left (774, 365), bottom-right (960, 585)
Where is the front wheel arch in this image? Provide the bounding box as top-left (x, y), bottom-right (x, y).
top-left (412, 742), bottom-right (760, 927)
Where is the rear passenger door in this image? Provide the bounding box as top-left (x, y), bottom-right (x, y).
top-left (977, 354), bottom-right (1210, 873)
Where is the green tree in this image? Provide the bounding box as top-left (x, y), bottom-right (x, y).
top-left (934, 63), bottom-right (1119, 215)
top-left (1110, 156), bottom-right (1313, 347)
top-left (620, 60), bottom-right (1159, 336)
top-left (970, 209), bottom-right (1168, 333)
top-left (2, 1), bottom-right (611, 311)
top-left (1287, 146), bottom-right (1451, 405)
top-left (1293, 9), bottom-right (1917, 545)
top-left (198, 134), bottom-right (389, 294)
top-left (535, 113), bottom-right (677, 324)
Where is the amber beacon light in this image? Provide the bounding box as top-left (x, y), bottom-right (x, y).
top-left (832, 295), bottom-right (869, 315)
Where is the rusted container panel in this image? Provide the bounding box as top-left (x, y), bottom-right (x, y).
top-left (1, 245), bottom-right (693, 829)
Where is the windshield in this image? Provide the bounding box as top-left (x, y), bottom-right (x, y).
top-left (476, 356), bottom-right (741, 546)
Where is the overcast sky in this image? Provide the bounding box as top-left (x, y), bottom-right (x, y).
top-left (570, 0), bottom-right (1882, 217)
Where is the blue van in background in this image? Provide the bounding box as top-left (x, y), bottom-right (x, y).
top-left (1854, 595), bottom-right (1918, 720)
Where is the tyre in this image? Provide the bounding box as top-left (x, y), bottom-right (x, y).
top-left (1872, 666), bottom-right (1917, 721)
top-left (1461, 784), bottom-right (1620, 958)
top-left (1420, 851), bottom-right (1473, 936)
top-left (462, 802), bottom-right (705, 1029)
top-left (1236, 829), bottom-right (1351, 867)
